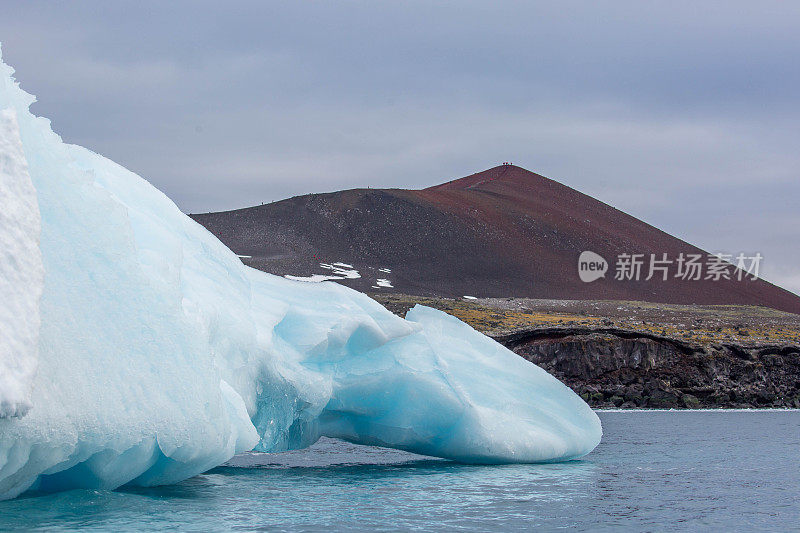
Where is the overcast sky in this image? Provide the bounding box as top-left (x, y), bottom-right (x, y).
top-left (1, 1), bottom-right (798, 294)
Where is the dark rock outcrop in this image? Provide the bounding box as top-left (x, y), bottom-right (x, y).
top-left (500, 328), bottom-right (800, 409)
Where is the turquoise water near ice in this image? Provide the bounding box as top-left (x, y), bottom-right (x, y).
top-left (1, 411), bottom-right (798, 531)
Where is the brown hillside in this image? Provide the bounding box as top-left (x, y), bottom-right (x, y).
top-left (191, 165), bottom-right (800, 314)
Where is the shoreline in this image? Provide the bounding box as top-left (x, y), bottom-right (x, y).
top-left (594, 407), bottom-right (800, 412)
top-left (373, 294), bottom-right (800, 409)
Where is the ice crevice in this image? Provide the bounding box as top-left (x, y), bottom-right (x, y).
top-left (0, 46), bottom-right (601, 500)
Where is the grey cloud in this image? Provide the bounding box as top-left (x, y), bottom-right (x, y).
top-left (0, 1), bottom-right (797, 293)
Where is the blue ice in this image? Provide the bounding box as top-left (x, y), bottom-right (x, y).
top-left (0, 47), bottom-right (600, 500)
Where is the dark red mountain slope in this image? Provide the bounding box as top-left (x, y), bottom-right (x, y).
top-left (191, 165), bottom-right (800, 314)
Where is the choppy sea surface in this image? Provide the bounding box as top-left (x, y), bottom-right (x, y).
top-left (1, 410), bottom-right (798, 531)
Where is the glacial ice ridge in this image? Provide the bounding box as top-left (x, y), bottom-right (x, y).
top-left (0, 47), bottom-right (601, 500)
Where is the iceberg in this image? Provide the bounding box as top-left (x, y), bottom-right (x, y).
top-left (0, 46), bottom-right (600, 500)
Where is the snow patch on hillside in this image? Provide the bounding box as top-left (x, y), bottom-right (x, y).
top-left (284, 262), bottom-right (361, 283)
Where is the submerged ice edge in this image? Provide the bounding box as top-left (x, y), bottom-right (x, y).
top-left (0, 46), bottom-right (600, 500)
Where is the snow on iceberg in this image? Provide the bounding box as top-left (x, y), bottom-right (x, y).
top-left (0, 47), bottom-right (600, 500)
top-left (0, 107), bottom-right (43, 419)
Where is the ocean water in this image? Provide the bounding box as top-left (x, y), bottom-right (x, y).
top-left (1, 411), bottom-right (797, 531)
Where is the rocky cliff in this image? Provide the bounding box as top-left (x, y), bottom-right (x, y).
top-left (500, 327), bottom-right (800, 408)
top-left (375, 295), bottom-right (800, 409)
